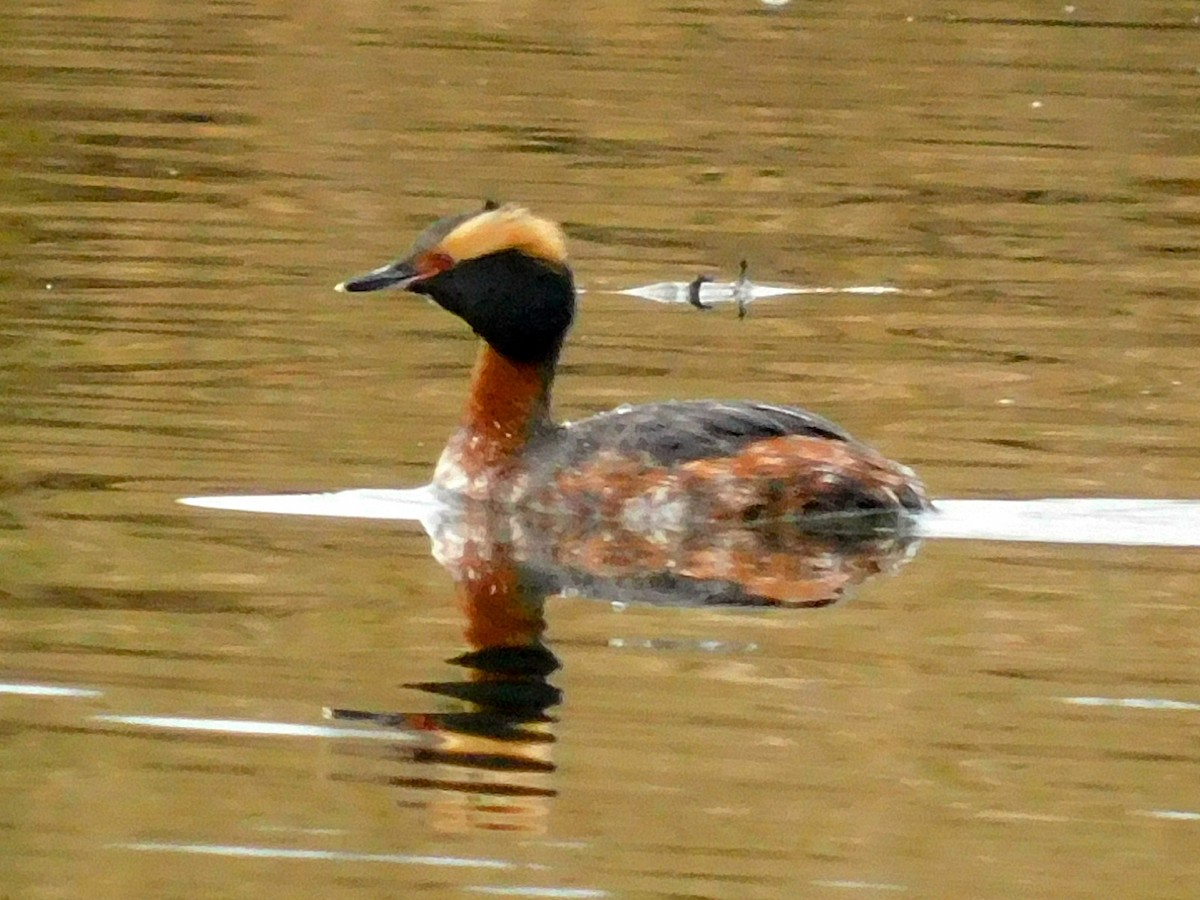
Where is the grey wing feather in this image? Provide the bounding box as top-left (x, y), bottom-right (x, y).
top-left (548, 400), bottom-right (856, 467)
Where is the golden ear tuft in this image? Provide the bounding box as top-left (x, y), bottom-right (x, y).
top-left (439, 204), bottom-right (568, 266)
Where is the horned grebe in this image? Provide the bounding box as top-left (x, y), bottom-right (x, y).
top-left (337, 203), bottom-right (929, 522)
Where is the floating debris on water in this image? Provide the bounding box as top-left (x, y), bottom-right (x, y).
top-left (686, 273), bottom-right (713, 309)
top-left (735, 259), bottom-right (750, 319)
top-left (683, 259), bottom-right (755, 315)
top-left (619, 263), bottom-right (901, 310)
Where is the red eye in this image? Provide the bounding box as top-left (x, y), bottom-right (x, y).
top-left (418, 251), bottom-right (454, 277)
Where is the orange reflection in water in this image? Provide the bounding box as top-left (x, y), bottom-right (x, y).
top-left (330, 506), bottom-right (918, 833)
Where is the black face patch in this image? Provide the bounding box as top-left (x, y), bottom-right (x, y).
top-left (414, 249), bottom-right (575, 364)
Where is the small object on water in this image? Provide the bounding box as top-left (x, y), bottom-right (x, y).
top-left (734, 259), bottom-right (750, 320)
top-left (687, 274), bottom-right (714, 310)
top-left (687, 259), bottom-right (754, 318)
top-left (620, 279), bottom-right (800, 305)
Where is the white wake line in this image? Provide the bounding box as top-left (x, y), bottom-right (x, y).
top-left (179, 491), bottom-right (1200, 548)
top-left (179, 487), bottom-right (439, 522)
top-left (925, 499), bottom-right (1200, 547)
top-left (94, 714), bottom-right (418, 742)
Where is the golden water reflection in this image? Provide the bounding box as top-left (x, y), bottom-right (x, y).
top-left (3, 0), bottom-right (1198, 894)
top-left (327, 505), bottom-right (917, 834)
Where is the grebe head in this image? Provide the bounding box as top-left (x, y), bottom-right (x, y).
top-left (336, 202), bottom-right (575, 364)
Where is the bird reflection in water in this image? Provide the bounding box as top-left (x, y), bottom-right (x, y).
top-left (328, 506), bottom-right (919, 833)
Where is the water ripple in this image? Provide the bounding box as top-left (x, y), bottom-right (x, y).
top-left (0, 682), bottom-right (102, 698)
top-left (116, 841), bottom-right (515, 869)
top-left (94, 714), bottom-right (422, 741)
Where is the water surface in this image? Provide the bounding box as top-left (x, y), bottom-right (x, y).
top-left (2, 1), bottom-right (1199, 898)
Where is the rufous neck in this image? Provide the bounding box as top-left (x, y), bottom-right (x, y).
top-left (462, 344), bottom-right (557, 449)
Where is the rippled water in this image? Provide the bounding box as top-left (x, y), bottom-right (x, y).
top-left (2, 1), bottom-right (1199, 898)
